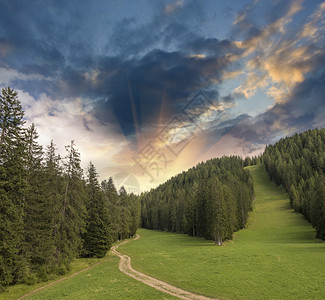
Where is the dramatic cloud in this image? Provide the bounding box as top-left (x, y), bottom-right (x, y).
top-left (224, 0), bottom-right (325, 149)
top-left (1, 0), bottom-right (324, 190)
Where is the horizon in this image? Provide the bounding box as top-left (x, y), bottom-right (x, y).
top-left (1, 0), bottom-right (325, 192)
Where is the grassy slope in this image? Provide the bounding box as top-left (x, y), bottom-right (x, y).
top-left (120, 164), bottom-right (325, 299)
top-left (2, 251), bottom-right (176, 300)
top-left (0, 257), bottom-right (104, 300)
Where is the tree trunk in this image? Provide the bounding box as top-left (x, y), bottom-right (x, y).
top-left (217, 233), bottom-right (222, 246)
top-left (63, 180), bottom-right (69, 220)
top-left (0, 118), bottom-right (6, 157)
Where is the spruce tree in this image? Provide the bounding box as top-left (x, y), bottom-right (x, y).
top-left (83, 162), bottom-right (111, 258)
top-left (44, 140), bottom-right (64, 270)
top-left (57, 141), bottom-right (86, 265)
top-left (196, 179), bottom-right (208, 238)
top-left (101, 178), bottom-right (119, 240)
top-left (0, 87), bottom-right (27, 288)
top-left (118, 186), bottom-right (131, 240)
top-left (208, 179), bottom-right (227, 245)
top-left (313, 176), bottom-right (325, 239)
top-left (129, 193), bottom-right (141, 237)
top-left (23, 124), bottom-right (55, 280)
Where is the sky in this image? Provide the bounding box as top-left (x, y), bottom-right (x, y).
top-left (1, 0), bottom-right (325, 192)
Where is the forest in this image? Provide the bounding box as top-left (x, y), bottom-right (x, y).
top-left (0, 87), bottom-right (140, 290)
top-left (263, 129), bottom-right (325, 240)
top-left (140, 156), bottom-right (254, 245)
top-left (2, 87), bottom-right (325, 293)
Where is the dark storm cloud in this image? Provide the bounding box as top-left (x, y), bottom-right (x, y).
top-left (1, 0), bottom-right (242, 137)
top-left (183, 38), bottom-right (236, 56)
top-left (0, 0), bottom-right (83, 95)
top-left (64, 45), bottom-right (236, 137)
top-left (108, 0), bottom-right (204, 57)
top-left (7, 0), bottom-right (323, 146)
top-left (91, 42), bottom-right (239, 136)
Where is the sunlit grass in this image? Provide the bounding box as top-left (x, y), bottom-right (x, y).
top-left (120, 165), bottom-right (325, 299)
top-left (4, 164), bottom-right (325, 299)
top-left (0, 257), bottom-right (105, 300)
top-left (1, 250), bottom-right (176, 300)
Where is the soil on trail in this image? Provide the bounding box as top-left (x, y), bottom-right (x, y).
top-left (18, 235), bottom-right (217, 300)
top-left (111, 234), bottom-right (217, 300)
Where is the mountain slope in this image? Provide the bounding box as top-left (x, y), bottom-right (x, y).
top-left (10, 164), bottom-right (325, 300)
top-left (119, 164), bottom-right (325, 299)
top-left (263, 128), bottom-right (325, 239)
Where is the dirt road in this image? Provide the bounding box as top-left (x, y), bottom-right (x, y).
top-left (18, 235), bottom-right (217, 300)
top-left (111, 234), bottom-right (218, 300)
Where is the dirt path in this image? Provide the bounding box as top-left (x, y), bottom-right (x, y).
top-left (111, 234), bottom-right (218, 300)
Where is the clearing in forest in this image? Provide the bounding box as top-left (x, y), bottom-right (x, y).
top-left (120, 164), bottom-right (325, 299)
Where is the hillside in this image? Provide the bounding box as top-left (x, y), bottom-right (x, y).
top-left (6, 164), bottom-right (325, 299)
top-left (119, 164), bottom-right (325, 299)
top-left (263, 128), bottom-right (325, 238)
top-left (140, 156), bottom-right (254, 245)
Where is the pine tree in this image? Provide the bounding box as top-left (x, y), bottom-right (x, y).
top-left (118, 186), bottom-right (131, 240)
top-left (196, 179), bottom-right (209, 238)
top-left (83, 162), bottom-right (111, 257)
top-left (101, 178), bottom-right (119, 240)
top-left (313, 176), bottom-right (325, 239)
top-left (23, 124), bottom-right (55, 280)
top-left (129, 193), bottom-right (141, 237)
top-left (57, 141), bottom-right (86, 265)
top-left (43, 140), bottom-right (64, 270)
top-left (0, 87), bottom-right (27, 288)
top-left (185, 182), bottom-right (198, 236)
top-left (208, 179), bottom-right (228, 245)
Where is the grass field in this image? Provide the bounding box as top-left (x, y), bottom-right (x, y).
top-left (1, 249), bottom-right (176, 300)
top-left (120, 164), bottom-right (325, 299)
top-left (4, 164), bottom-right (325, 299)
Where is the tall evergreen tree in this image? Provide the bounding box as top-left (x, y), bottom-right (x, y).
top-left (207, 179), bottom-right (228, 245)
top-left (289, 184), bottom-right (299, 209)
top-left (43, 140), bottom-right (64, 270)
top-left (196, 179), bottom-right (209, 238)
top-left (23, 124), bottom-right (54, 280)
top-left (0, 87), bottom-right (27, 288)
top-left (129, 193), bottom-right (141, 237)
top-left (118, 186), bottom-right (132, 240)
top-left (312, 176), bottom-right (325, 239)
top-left (83, 162), bottom-right (111, 258)
top-left (57, 141), bottom-right (86, 265)
top-left (102, 178), bottom-right (120, 240)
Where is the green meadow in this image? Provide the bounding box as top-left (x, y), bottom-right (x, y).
top-left (120, 165), bottom-right (325, 299)
top-left (4, 164), bottom-right (325, 299)
top-left (1, 252), bottom-right (176, 300)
